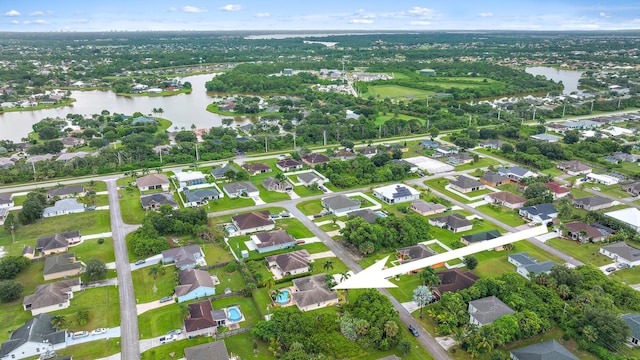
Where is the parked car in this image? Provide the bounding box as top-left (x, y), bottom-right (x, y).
top-left (91, 328), bottom-right (107, 335)
top-left (605, 267), bottom-right (616, 273)
top-left (617, 263), bottom-right (631, 269)
top-left (72, 331), bottom-right (90, 339)
top-left (167, 329), bottom-right (183, 336)
top-left (408, 325), bottom-right (419, 337)
top-left (134, 259), bottom-right (145, 265)
top-left (160, 296), bottom-right (173, 303)
top-left (159, 335), bottom-right (177, 344)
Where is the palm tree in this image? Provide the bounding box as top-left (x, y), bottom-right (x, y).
top-left (323, 259), bottom-right (334, 272)
top-left (50, 315), bottom-right (67, 330)
top-left (263, 277), bottom-right (275, 293)
top-left (307, 261), bottom-right (314, 272)
top-left (76, 310), bottom-right (89, 326)
top-left (148, 264), bottom-right (165, 288)
top-left (275, 172), bottom-right (287, 182)
top-left (324, 274), bottom-right (337, 289)
top-left (339, 271), bottom-right (351, 283)
top-left (420, 267), bottom-right (440, 288)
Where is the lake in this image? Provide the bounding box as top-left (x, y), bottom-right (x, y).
top-left (0, 74), bottom-right (254, 142)
top-left (525, 66), bottom-right (585, 95)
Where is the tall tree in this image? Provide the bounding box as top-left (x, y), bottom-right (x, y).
top-left (84, 258), bottom-right (107, 281)
top-left (420, 267), bottom-right (441, 288)
top-left (413, 285), bottom-right (434, 318)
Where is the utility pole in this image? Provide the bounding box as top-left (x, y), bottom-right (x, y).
top-left (618, 98), bottom-right (622, 108)
top-left (426, 96), bottom-right (429, 107)
top-left (469, 115), bottom-right (472, 127)
top-left (31, 161), bottom-right (36, 183)
top-left (195, 142), bottom-right (200, 161)
top-left (497, 109), bottom-right (501, 120)
top-left (264, 137), bottom-right (268, 152)
top-left (323, 130), bottom-right (327, 146)
top-left (562, 104), bottom-right (566, 117)
top-left (159, 149), bottom-right (163, 164)
top-left (532, 108), bottom-right (537, 122)
top-left (10, 222), bottom-right (15, 244)
top-left (293, 131), bottom-right (297, 150)
top-left (590, 101), bottom-right (594, 112)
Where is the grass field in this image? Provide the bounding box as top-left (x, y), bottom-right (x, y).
top-left (50, 286), bottom-right (121, 332)
top-left (546, 238), bottom-right (611, 267)
top-left (454, 158), bottom-right (500, 171)
top-left (132, 266), bottom-right (178, 303)
top-left (138, 304), bottom-right (185, 339)
top-left (118, 185), bottom-right (146, 224)
top-left (72, 237), bottom-right (115, 263)
top-left (475, 204), bottom-right (527, 227)
top-left (365, 85), bottom-right (435, 100)
top-left (203, 242), bottom-right (235, 265)
top-left (297, 199), bottom-right (325, 216)
top-left (473, 240), bottom-right (563, 279)
top-left (53, 338), bottom-right (121, 360)
top-left (275, 217), bottom-right (315, 238)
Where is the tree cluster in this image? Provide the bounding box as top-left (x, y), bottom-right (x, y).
top-left (316, 155), bottom-right (411, 188)
top-left (340, 214), bottom-right (430, 254)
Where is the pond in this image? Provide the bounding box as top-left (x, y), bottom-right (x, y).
top-left (525, 66), bottom-right (585, 95)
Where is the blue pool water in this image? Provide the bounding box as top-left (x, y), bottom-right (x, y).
top-left (227, 307), bottom-right (242, 322)
top-left (375, 211), bottom-right (387, 218)
top-left (276, 289), bottom-right (291, 305)
top-left (226, 225), bottom-right (238, 233)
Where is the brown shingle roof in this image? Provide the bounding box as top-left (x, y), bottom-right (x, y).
top-left (232, 211), bottom-right (274, 231)
top-left (184, 300), bottom-right (216, 333)
top-left (436, 269), bottom-right (478, 294)
top-left (136, 174), bottom-right (169, 188)
top-left (265, 250), bottom-right (310, 273)
top-left (175, 269), bottom-right (215, 297)
top-left (242, 162), bottom-right (271, 172)
top-left (487, 191), bottom-right (526, 204)
top-left (23, 278), bottom-right (80, 311)
top-left (254, 231), bottom-right (295, 249)
top-left (302, 153), bottom-right (330, 164)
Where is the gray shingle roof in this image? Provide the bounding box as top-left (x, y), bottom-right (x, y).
top-left (292, 273), bottom-right (339, 308)
top-left (349, 208), bottom-right (381, 224)
top-left (210, 164), bottom-right (238, 178)
top-left (162, 245), bottom-right (204, 268)
top-left (265, 250), bottom-right (310, 273)
top-left (572, 195), bottom-right (613, 208)
top-left (254, 231), bottom-right (296, 249)
top-left (184, 340), bottom-right (229, 360)
top-left (510, 339), bottom-right (579, 360)
top-left (430, 213), bottom-right (472, 229)
top-left (322, 195), bottom-right (360, 212)
top-left (223, 181), bottom-right (259, 195)
top-left (601, 242), bottom-right (640, 263)
top-left (184, 188), bottom-right (220, 203)
top-left (175, 269), bottom-right (215, 297)
top-left (0, 314), bottom-right (66, 357)
top-left (469, 295), bottom-right (514, 325)
top-left (36, 231), bottom-right (80, 251)
top-left (46, 185), bottom-right (85, 197)
top-left (462, 230), bottom-right (501, 243)
top-left (135, 174), bottom-right (169, 188)
top-left (43, 253), bottom-right (82, 276)
top-left (450, 175), bottom-right (483, 190)
top-left (140, 192), bottom-right (178, 208)
top-left (232, 211), bottom-right (274, 230)
top-left (23, 278), bottom-right (80, 311)
top-left (622, 313), bottom-right (640, 341)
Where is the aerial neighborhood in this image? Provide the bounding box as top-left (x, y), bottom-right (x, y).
top-left (2, 29), bottom-right (640, 360)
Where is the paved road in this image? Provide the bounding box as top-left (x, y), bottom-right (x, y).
top-left (106, 180), bottom-right (140, 360)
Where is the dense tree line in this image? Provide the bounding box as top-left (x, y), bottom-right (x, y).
top-left (340, 213), bottom-right (430, 254)
top-left (316, 155), bottom-right (411, 188)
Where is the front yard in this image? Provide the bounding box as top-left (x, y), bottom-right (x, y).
top-left (473, 240), bottom-right (563, 279)
top-left (475, 204), bottom-right (527, 227)
top-left (72, 237), bottom-right (115, 263)
top-left (546, 238), bottom-right (612, 267)
top-left (132, 266), bottom-right (178, 303)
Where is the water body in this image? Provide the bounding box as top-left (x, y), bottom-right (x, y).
top-left (525, 66), bottom-right (585, 95)
top-left (0, 74), bottom-right (253, 142)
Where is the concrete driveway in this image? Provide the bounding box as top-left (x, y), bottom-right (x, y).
top-left (66, 327), bottom-right (121, 346)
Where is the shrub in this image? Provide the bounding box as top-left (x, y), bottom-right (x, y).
top-left (225, 261), bottom-right (238, 273)
top-left (97, 238), bottom-right (105, 245)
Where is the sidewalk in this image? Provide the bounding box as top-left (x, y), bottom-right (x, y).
top-left (137, 298), bottom-right (174, 315)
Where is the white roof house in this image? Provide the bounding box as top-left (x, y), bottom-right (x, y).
top-left (404, 156), bottom-right (455, 174)
top-left (586, 173), bottom-right (620, 186)
top-left (605, 208), bottom-right (640, 231)
top-left (373, 184), bottom-right (420, 204)
top-left (602, 126), bottom-right (634, 137)
top-left (175, 171), bottom-right (206, 186)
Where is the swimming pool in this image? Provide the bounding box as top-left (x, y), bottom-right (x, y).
top-left (226, 225), bottom-right (238, 233)
top-left (375, 211), bottom-right (387, 218)
top-left (227, 306), bottom-right (242, 322)
top-left (276, 289), bottom-right (291, 305)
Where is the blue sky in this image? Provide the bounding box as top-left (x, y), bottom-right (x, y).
top-left (2, 1), bottom-right (640, 32)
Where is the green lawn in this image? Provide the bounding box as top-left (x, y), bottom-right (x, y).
top-left (226, 332), bottom-right (276, 360)
top-left (118, 185), bottom-right (146, 224)
top-left (297, 199), bottom-right (324, 216)
top-left (292, 184), bottom-right (323, 197)
top-left (132, 266), bottom-right (178, 303)
top-left (51, 286), bottom-right (121, 332)
top-left (428, 217), bottom-right (505, 249)
top-left (569, 187), bottom-right (593, 198)
top-left (0, 262), bottom-right (46, 343)
top-left (212, 267), bottom-right (247, 292)
top-left (609, 266), bottom-right (640, 285)
top-left (72, 237), bottom-right (115, 263)
top-left (203, 242), bottom-right (235, 265)
top-left (227, 236), bottom-right (329, 261)
top-left (53, 338), bottom-right (121, 360)
top-left (423, 179), bottom-right (470, 203)
top-left (540, 167), bottom-right (564, 177)
top-left (594, 183), bottom-right (632, 199)
top-left (212, 295), bottom-right (262, 327)
top-left (138, 304), bottom-right (188, 339)
top-left (258, 185), bottom-right (291, 203)
top-left (546, 238), bottom-right (611, 267)
top-left (475, 204), bottom-right (527, 227)
top-left (275, 218), bottom-right (315, 238)
top-left (204, 195), bottom-right (255, 212)
top-left (388, 273), bottom-right (424, 303)
top-left (473, 240), bottom-right (563, 279)
top-left (366, 85), bottom-right (435, 100)
top-left (454, 158), bottom-right (500, 171)
top-left (0, 210), bottom-right (111, 257)
top-left (320, 223), bottom-right (341, 232)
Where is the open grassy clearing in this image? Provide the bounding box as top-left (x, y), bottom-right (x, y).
top-left (473, 240), bottom-right (563, 279)
top-left (72, 237), bottom-right (115, 263)
top-left (365, 85), bottom-right (435, 100)
top-left (203, 242), bottom-right (235, 265)
top-left (53, 339), bottom-right (121, 360)
top-left (49, 286), bottom-right (121, 332)
top-left (132, 266), bottom-right (178, 303)
top-left (118, 185), bottom-right (147, 224)
top-left (546, 238), bottom-right (611, 267)
top-left (475, 204), bottom-right (527, 227)
top-left (454, 158), bottom-right (500, 171)
top-left (138, 304), bottom-right (185, 339)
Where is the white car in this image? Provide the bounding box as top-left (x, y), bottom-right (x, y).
top-left (91, 328), bottom-right (107, 335)
top-left (159, 335), bottom-right (177, 344)
top-left (72, 331), bottom-right (89, 339)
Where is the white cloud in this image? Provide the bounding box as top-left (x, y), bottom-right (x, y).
top-left (599, 12), bottom-right (611, 18)
top-left (406, 7), bottom-right (432, 17)
top-left (479, 12), bottom-right (493, 18)
top-left (4, 10), bottom-right (20, 17)
top-left (29, 11), bottom-right (52, 16)
top-left (168, 7), bottom-right (177, 12)
top-left (32, 19), bottom-right (49, 24)
top-left (350, 19), bottom-right (374, 24)
top-left (219, 4), bottom-right (243, 11)
top-left (183, 6), bottom-right (207, 13)
top-left (256, 12), bottom-right (270, 18)
top-left (10, 20), bottom-right (18, 24)
top-left (410, 21), bottom-right (431, 26)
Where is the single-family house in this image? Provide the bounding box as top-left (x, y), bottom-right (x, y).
top-left (386, 144), bottom-right (408, 154)
top-left (265, 250), bottom-right (311, 278)
top-left (251, 231), bottom-right (296, 254)
top-left (162, 245), bottom-right (206, 270)
top-left (184, 340), bottom-right (237, 360)
top-left (183, 188), bottom-right (221, 207)
top-left (223, 182), bottom-right (260, 198)
top-left (461, 230), bottom-right (501, 246)
top-left (479, 171), bottom-right (510, 187)
top-left (322, 195), bottom-right (361, 214)
top-left (46, 185), bottom-right (86, 199)
top-left (484, 191), bottom-right (526, 209)
top-left (22, 246), bottom-right (35, 260)
top-left (468, 296), bottom-right (514, 327)
top-left (136, 174), bottom-right (170, 191)
top-left (175, 171), bottom-right (206, 187)
top-left (410, 200), bottom-right (447, 216)
top-left (446, 153), bottom-right (474, 166)
top-left (449, 176), bottom-right (484, 193)
top-left (291, 273), bottom-right (339, 312)
top-left (276, 158), bottom-right (303, 172)
top-left (519, 203), bottom-right (558, 225)
top-left (373, 184), bottom-right (420, 204)
top-left (600, 242), bottom-right (640, 267)
top-left (434, 269), bottom-right (478, 300)
top-left (231, 211), bottom-right (275, 235)
top-left (334, 151), bottom-right (356, 161)
top-left (497, 166), bottom-right (538, 181)
top-left (210, 164), bottom-right (239, 179)
top-left (508, 252), bottom-right (556, 280)
top-left (301, 153), bottom-right (330, 167)
top-left (605, 208), bottom-right (640, 231)
top-left (36, 231), bottom-right (81, 256)
top-left (56, 152), bottom-right (88, 163)
top-left (397, 244), bottom-right (441, 271)
top-left (544, 182), bottom-right (570, 199)
top-left (348, 208), bottom-right (382, 224)
top-left (562, 221), bottom-right (611, 243)
top-left (23, 278), bottom-right (81, 315)
top-left (428, 213), bottom-right (473, 233)
top-left (420, 140), bottom-right (440, 149)
top-left (557, 160), bottom-right (592, 176)
top-left (175, 269), bottom-right (216, 303)
top-left (433, 146), bottom-right (458, 158)
top-left (605, 152), bottom-right (640, 164)
top-left (623, 182), bottom-right (640, 196)
top-left (42, 198), bottom-right (86, 218)
top-left (510, 340), bottom-right (579, 360)
top-left (586, 173), bottom-right (620, 186)
top-left (140, 193), bottom-right (179, 210)
top-left (0, 158), bottom-right (14, 169)
top-left (297, 172), bottom-right (321, 186)
top-left (184, 300), bottom-right (222, 337)
top-left (26, 154), bottom-right (54, 163)
top-left (0, 193), bottom-right (13, 208)
top-left (0, 208), bottom-right (8, 223)
top-left (0, 314), bottom-right (67, 360)
top-left (242, 163), bottom-right (272, 176)
top-left (621, 313), bottom-right (640, 347)
top-left (478, 140), bottom-right (504, 149)
top-left (530, 133), bottom-right (560, 142)
top-left (357, 147), bottom-right (382, 158)
top-left (262, 177), bottom-right (293, 192)
top-left (572, 195), bottom-right (614, 211)
top-left (43, 253), bottom-right (83, 281)
top-left (132, 116), bottom-right (157, 125)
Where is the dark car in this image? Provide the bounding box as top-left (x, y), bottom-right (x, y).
top-left (134, 259), bottom-right (145, 265)
top-left (160, 296), bottom-right (174, 303)
top-left (617, 263), bottom-right (630, 269)
top-left (605, 267), bottom-right (616, 273)
top-left (409, 325), bottom-right (419, 337)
